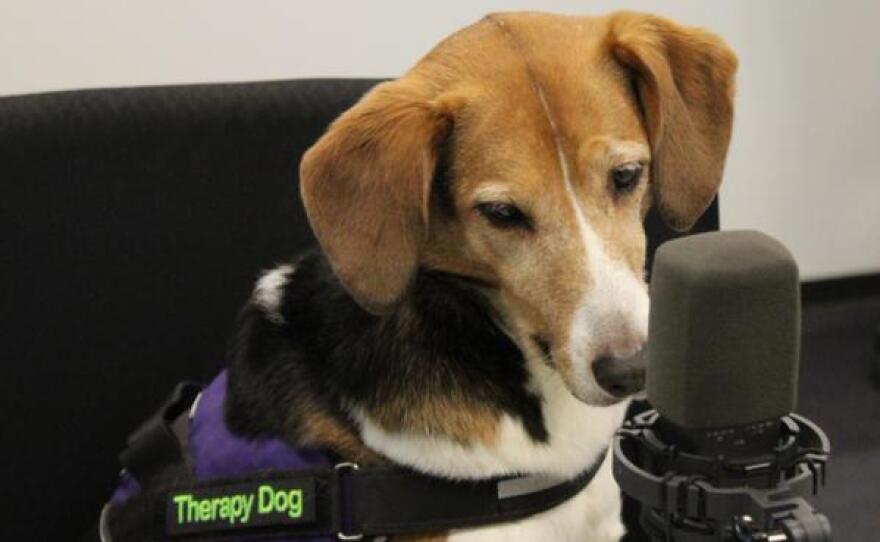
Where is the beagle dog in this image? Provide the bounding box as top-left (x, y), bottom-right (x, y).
top-left (228, 11), bottom-right (737, 541)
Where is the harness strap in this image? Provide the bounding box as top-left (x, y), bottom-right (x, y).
top-left (118, 381), bottom-right (201, 485)
top-left (110, 459), bottom-right (604, 541)
top-left (111, 382), bottom-right (607, 540)
top-left (348, 462), bottom-right (602, 535)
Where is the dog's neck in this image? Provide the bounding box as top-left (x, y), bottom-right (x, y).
top-left (226, 253), bottom-right (626, 480)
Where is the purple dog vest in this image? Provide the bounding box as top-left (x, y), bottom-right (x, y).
top-left (110, 370), bottom-right (337, 542)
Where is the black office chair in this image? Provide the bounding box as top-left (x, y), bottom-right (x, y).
top-left (0, 79), bottom-right (718, 540)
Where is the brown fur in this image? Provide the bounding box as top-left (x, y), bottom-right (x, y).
top-left (295, 410), bottom-right (387, 466)
top-left (300, 9), bottom-right (736, 436)
top-left (609, 12), bottom-right (738, 231)
top-left (370, 394), bottom-right (500, 446)
top-left (300, 81), bottom-right (455, 315)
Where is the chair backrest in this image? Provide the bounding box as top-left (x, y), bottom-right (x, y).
top-left (0, 78), bottom-right (717, 539)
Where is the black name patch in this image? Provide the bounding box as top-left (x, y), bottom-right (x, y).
top-left (166, 477), bottom-right (316, 536)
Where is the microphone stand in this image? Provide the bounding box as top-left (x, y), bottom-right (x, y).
top-left (613, 410), bottom-right (832, 542)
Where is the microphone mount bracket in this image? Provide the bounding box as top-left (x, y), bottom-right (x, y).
top-left (613, 410), bottom-right (832, 542)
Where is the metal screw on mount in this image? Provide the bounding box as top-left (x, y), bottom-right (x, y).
top-left (732, 515), bottom-right (790, 541)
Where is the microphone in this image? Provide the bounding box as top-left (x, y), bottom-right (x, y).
top-left (648, 230), bottom-right (800, 458)
top-left (613, 231), bottom-right (832, 542)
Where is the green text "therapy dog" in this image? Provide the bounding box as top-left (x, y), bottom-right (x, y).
top-left (170, 481), bottom-right (309, 529)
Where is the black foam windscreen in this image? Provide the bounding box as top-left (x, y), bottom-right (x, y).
top-left (646, 230), bottom-right (801, 429)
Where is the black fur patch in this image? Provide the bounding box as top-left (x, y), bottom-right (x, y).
top-left (433, 133), bottom-right (458, 218)
top-left (225, 251), bottom-right (549, 446)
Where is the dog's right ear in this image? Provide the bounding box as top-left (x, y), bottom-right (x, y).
top-left (300, 80), bottom-right (453, 315)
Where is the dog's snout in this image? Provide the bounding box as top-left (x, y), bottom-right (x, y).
top-left (591, 352), bottom-right (646, 398)
top-left (605, 309), bottom-right (649, 360)
top-left (607, 334), bottom-right (647, 361)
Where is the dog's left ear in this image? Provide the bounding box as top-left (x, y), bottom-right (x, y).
top-left (610, 12), bottom-right (738, 231)
top-left (300, 80), bottom-right (453, 314)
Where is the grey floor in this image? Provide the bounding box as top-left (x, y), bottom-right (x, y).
top-left (798, 295), bottom-right (880, 539)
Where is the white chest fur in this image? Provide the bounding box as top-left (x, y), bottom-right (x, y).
top-left (355, 359), bottom-right (630, 540)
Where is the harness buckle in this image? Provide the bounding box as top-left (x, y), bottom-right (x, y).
top-left (335, 462), bottom-right (363, 541)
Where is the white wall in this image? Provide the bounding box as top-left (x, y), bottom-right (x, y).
top-left (2, 0), bottom-right (878, 280)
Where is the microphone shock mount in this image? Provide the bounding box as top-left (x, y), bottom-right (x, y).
top-left (613, 410), bottom-right (832, 542)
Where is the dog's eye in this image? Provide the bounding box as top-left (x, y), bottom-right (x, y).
top-left (476, 202), bottom-right (531, 230)
top-left (611, 163), bottom-right (644, 194)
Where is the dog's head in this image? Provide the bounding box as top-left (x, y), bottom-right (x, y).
top-left (300, 12), bottom-right (737, 405)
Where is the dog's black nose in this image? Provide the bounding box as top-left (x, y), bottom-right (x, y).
top-left (592, 353), bottom-right (646, 398)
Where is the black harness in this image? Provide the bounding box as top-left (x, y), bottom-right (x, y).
top-left (103, 381), bottom-right (607, 541)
